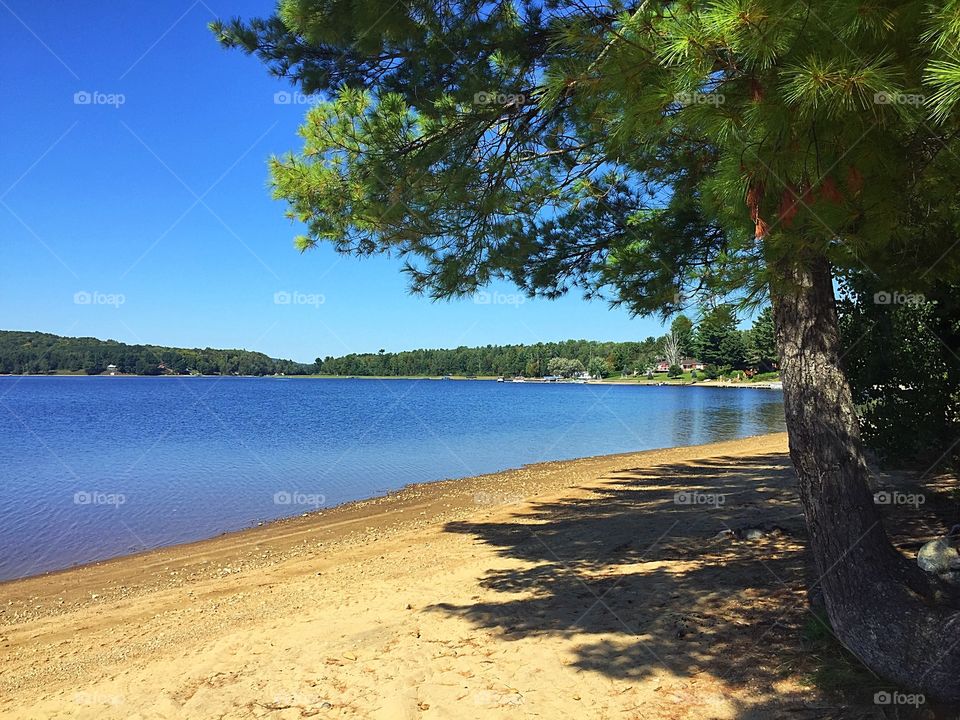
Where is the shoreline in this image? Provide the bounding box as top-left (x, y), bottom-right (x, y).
top-left (10, 430), bottom-right (947, 718)
top-left (0, 433), bottom-right (788, 611)
top-left (1, 373), bottom-right (782, 388)
top-left (4, 432), bottom-right (819, 719)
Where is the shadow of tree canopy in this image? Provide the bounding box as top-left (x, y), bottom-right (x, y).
top-left (431, 452), bottom-right (960, 719)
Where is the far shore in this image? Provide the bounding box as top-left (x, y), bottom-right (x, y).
top-left (1, 372), bottom-right (782, 388)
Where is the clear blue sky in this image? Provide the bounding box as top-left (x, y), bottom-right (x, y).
top-left (0, 0), bottom-right (670, 363)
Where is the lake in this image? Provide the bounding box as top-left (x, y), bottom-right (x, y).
top-left (0, 376), bottom-right (785, 580)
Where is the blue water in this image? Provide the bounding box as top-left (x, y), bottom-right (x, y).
top-left (0, 376), bottom-right (785, 580)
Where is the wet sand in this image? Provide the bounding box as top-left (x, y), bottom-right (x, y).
top-left (1, 433), bottom-right (912, 718)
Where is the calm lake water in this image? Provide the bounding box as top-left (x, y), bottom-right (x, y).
top-left (0, 377), bottom-right (785, 580)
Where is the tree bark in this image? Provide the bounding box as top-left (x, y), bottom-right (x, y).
top-left (770, 254), bottom-right (960, 702)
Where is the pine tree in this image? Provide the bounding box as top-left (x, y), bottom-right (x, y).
top-left (670, 314), bottom-right (694, 357)
top-left (692, 305), bottom-right (742, 368)
top-left (746, 307), bottom-right (778, 372)
top-left (215, 1), bottom-right (960, 697)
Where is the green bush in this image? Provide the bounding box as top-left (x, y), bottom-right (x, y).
top-left (838, 278), bottom-right (960, 467)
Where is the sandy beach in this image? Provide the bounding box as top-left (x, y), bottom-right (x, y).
top-left (2, 432), bottom-right (947, 719)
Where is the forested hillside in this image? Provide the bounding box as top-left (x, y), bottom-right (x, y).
top-left (0, 331), bottom-right (311, 376)
top-left (316, 338), bottom-right (662, 377)
top-left (3, 306), bottom-right (778, 378)
top-left (316, 309), bottom-right (777, 377)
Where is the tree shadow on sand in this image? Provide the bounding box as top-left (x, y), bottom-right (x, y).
top-left (431, 452), bottom-right (960, 719)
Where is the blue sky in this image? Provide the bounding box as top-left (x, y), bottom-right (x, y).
top-left (0, 0), bottom-right (671, 363)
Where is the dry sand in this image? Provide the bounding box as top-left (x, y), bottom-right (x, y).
top-left (0, 433), bottom-right (944, 718)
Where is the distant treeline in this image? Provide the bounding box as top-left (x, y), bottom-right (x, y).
top-left (0, 331), bottom-right (312, 376)
top-left (316, 338), bottom-right (665, 377)
top-left (317, 308), bottom-right (778, 377)
top-left (3, 305), bottom-right (777, 378)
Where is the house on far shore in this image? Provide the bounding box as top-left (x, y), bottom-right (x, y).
top-left (105, 364), bottom-right (118, 376)
top-left (653, 357), bottom-right (705, 373)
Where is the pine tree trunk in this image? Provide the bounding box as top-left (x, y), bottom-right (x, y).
top-left (770, 254), bottom-right (960, 702)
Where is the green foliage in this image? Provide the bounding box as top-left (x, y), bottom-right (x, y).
top-left (838, 279), bottom-right (960, 467)
top-left (720, 330), bottom-right (747, 370)
top-left (318, 338), bottom-right (661, 377)
top-left (314, 308), bottom-right (776, 377)
top-left (0, 331), bottom-right (311, 376)
top-left (547, 356), bottom-right (585, 377)
top-left (667, 364), bottom-right (683, 378)
top-left (670, 315), bottom-right (694, 356)
top-left (587, 356), bottom-right (608, 378)
top-left (692, 305), bottom-right (746, 369)
top-left (216, 0), bottom-right (960, 315)
top-left (746, 307), bottom-right (778, 372)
